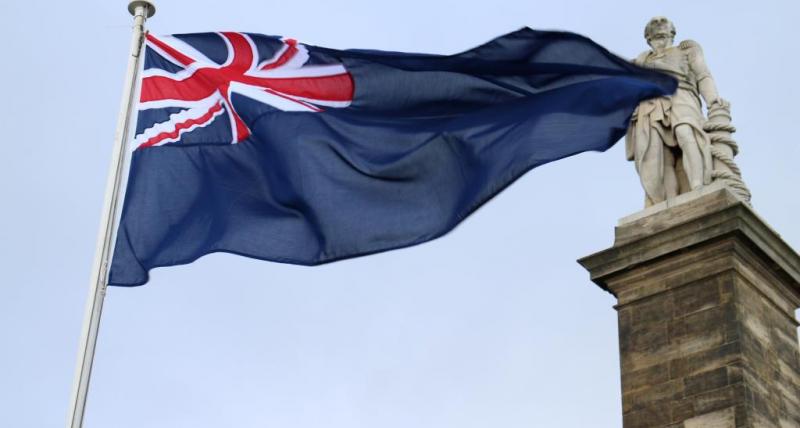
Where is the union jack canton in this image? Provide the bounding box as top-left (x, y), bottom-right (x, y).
top-left (135, 32), bottom-right (354, 149)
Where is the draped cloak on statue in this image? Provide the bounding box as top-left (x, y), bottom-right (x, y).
top-left (626, 40), bottom-right (713, 203)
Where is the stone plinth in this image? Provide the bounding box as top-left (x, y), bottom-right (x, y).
top-left (578, 184), bottom-right (800, 427)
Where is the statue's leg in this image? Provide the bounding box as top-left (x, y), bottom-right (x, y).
top-left (663, 147), bottom-right (679, 199)
top-left (674, 154), bottom-right (691, 194)
top-left (639, 130), bottom-right (666, 204)
top-left (675, 124), bottom-right (704, 189)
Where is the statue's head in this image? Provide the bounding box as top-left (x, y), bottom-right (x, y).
top-left (644, 17), bottom-right (675, 51)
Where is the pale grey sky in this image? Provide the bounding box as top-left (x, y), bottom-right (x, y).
top-left (1, 1), bottom-right (798, 427)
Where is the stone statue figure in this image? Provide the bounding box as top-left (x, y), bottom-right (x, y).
top-left (626, 17), bottom-right (750, 206)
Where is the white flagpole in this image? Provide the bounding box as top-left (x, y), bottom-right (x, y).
top-left (67, 2), bottom-right (155, 427)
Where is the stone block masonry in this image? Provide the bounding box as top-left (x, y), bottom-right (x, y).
top-left (579, 184), bottom-right (800, 427)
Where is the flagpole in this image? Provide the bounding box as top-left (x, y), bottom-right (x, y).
top-left (66, 2), bottom-right (155, 427)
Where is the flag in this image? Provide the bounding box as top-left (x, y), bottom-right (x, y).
top-left (108, 28), bottom-right (675, 286)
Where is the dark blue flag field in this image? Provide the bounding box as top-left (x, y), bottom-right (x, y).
top-left (108, 28), bottom-right (675, 286)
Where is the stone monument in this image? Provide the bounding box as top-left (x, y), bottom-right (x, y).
top-left (626, 17), bottom-right (750, 207)
top-left (579, 18), bottom-right (800, 428)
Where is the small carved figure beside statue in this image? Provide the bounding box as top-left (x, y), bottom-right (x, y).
top-left (626, 17), bottom-right (750, 207)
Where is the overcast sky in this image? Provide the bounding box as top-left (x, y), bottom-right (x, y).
top-left (1, 1), bottom-right (799, 427)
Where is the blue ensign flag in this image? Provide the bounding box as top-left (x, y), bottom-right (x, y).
top-left (108, 28), bottom-right (675, 286)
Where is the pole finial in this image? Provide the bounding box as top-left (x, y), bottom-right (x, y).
top-left (128, 0), bottom-right (156, 18)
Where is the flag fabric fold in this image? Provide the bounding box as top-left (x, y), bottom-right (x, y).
top-left (108, 27), bottom-right (675, 286)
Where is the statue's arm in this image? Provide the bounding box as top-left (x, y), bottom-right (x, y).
top-left (628, 52), bottom-right (650, 123)
top-left (681, 40), bottom-right (721, 108)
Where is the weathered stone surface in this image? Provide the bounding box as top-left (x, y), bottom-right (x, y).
top-left (684, 367), bottom-right (729, 397)
top-left (616, 181), bottom-right (741, 244)
top-left (623, 362), bottom-right (670, 392)
top-left (623, 401), bottom-right (672, 428)
top-left (684, 407), bottom-right (736, 428)
top-left (578, 186), bottom-right (800, 427)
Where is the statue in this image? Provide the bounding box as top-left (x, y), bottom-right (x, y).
top-left (626, 17), bottom-right (750, 206)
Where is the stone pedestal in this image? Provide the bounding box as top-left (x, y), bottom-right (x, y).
top-left (578, 184), bottom-right (800, 428)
